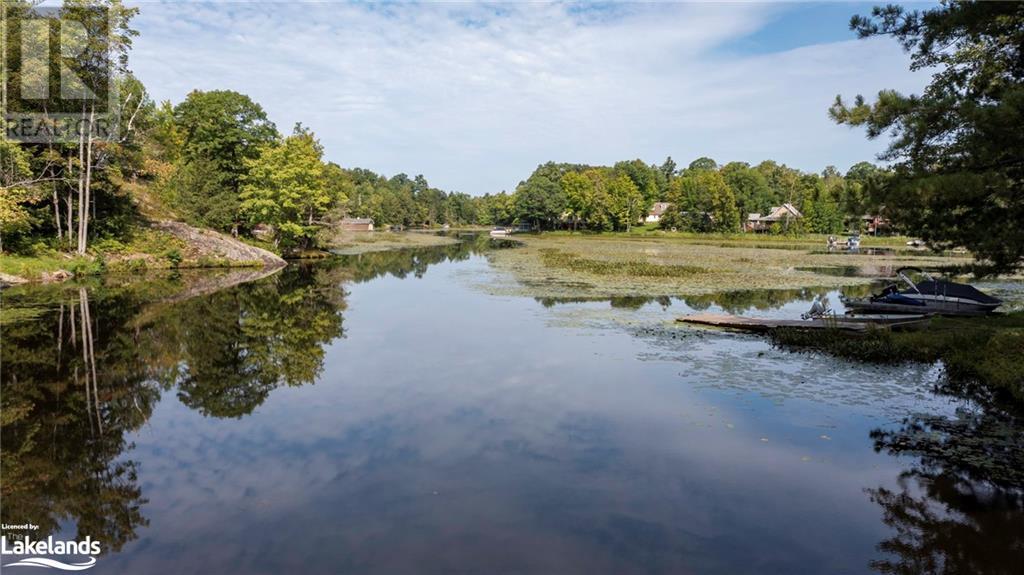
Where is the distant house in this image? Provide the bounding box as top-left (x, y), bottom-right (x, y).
top-left (860, 214), bottom-right (890, 235)
top-left (340, 217), bottom-right (374, 231)
top-left (745, 203), bottom-right (802, 232)
top-left (645, 202), bottom-right (672, 223)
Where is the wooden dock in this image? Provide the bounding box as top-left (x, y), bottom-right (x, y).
top-left (677, 313), bottom-right (879, 333)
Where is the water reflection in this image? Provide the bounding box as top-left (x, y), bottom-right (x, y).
top-left (534, 295), bottom-right (674, 309)
top-left (533, 285), bottom-right (878, 315)
top-left (333, 233), bottom-right (510, 282)
top-left (868, 472), bottom-right (1023, 575)
top-left (863, 371), bottom-right (1024, 575)
top-left (0, 240), bottom-right (505, 555)
top-left (1, 264), bottom-right (349, 549)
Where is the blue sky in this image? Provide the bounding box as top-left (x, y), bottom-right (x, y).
top-left (719, 2), bottom-right (888, 55)
top-left (129, 1), bottom-right (932, 195)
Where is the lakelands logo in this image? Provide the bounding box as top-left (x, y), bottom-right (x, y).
top-left (1, 535), bottom-right (101, 571)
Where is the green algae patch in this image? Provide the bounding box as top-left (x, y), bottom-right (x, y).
top-left (539, 248), bottom-right (705, 278)
top-left (481, 234), bottom-right (983, 299)
top-left (329, 231), bottom-right (459, 255)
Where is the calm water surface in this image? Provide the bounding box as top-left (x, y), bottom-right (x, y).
top-left (2, 238), bottom-right (1021, 574)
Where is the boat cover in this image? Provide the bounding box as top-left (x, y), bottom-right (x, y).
top-left (912, 280), bottom-right (1002, 304)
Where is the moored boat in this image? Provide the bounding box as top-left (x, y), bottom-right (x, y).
top-left (841, 267), bottom-right (1001, 316)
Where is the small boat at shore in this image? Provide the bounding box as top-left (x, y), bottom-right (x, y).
top-left (841, 267), bottom-right (1001, 316)
top-left (489, 227), bottom-right (512, 237)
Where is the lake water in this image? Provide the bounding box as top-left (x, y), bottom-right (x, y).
top-left (2, 237), bottom-right (1021, 574)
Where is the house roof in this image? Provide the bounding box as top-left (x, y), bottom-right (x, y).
top-left (341, 217), bottom-right (374, 225)
top-left (780, 203), bottom-right (802, 218)
top-left (649, 202), bottom-right (672, 216)
top-left (759, 203), bottom-right (802, 221)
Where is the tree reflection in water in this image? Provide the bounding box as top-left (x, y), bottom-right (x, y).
top-left (2, 286), bottom-right (157, 552)
top-left (868, 380), bottom-right (1024, 575)
top-left (0, 238), bottom-right (500, 553)
top-left (1, 263), bottom-right (350, 551)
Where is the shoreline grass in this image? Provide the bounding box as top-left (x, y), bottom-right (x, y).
top-left (770, 313), bottom-right (1024, 402)
top-left (543, 229), bottom-right (919, 248)
top-left (539, 248), bottom-right (705, 278)
top-left (483, 233), bottom-right (983, 299)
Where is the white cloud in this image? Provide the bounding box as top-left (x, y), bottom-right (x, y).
top-left (129, 1), bottom-right (925, 194)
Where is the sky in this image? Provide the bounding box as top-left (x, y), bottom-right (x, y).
top-left (128, 1), bottom-right (933, 195)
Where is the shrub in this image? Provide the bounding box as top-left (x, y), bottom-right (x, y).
top-left (165, 249), bottom-right (183, 268)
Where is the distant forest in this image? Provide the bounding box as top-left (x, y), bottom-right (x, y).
top-left (473, 157), bottom-right (885, 234)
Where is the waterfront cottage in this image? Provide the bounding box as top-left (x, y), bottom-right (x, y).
top-left (860, 214), bottom-right (890, 235)
top-left (645, 202), bottom-right (673, 223)
top-left (340, 217), bottom-right (374, 231)
top-left (744, 203), bottom-right (803, 232)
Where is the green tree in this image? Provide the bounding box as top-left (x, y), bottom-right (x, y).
top-left (705, 171), bottom-right (741, 232)
top-left (613, 159), bottom-right (659, 207)
top-left (755, 160), bottom-right (801, 207)
top-left (664, 170), bottom-right (739, 232)
top-left (0, 136), bottom-right (41, 251)
top-left (830, 1), bottom-right (1024, 271)
top-left (239, 128), bottom-right (336, 248)
top-left (513, 162), bottom-right (570, 229)
top-left (687, 157), bottom-right (718, 172)
top-left (801, 181), bottom-right (843, 234)
top-left (721, 161), bottom-right (772, 217)
top-left (659, 156), bottom-right (677, 180)
top-left (174, 90), bottom-right (279, 232)
top-left (606, 173), bottom-right (645, 231)
top-left (561, 170), bottom-right (593, 230)
top-left (842, 161), bottom-right (885, 218)
top-left (477, 192), bottom-right (514, 226)
top-left (163, 157), bottom-right (235, 230)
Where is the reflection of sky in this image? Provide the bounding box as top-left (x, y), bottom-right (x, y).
top-left (103, 255), bottom-right (953, 574)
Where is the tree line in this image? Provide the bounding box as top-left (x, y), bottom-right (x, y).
top-left (476, 157), bottom-right (886, 235)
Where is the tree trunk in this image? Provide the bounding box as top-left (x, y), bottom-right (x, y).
top-left (52, 179), bottom-right (62, 241)
top-left (83, 106), bottom-right (95, 253)
top-left (76, 115), bottom-right (87, 254)
top-left (66, 158), bottom-right (74, 246)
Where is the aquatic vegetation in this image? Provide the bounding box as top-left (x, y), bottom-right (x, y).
top-left (483, 234), bottom-right (978, 298)
top-left (539, 248), bottom-right (705, 278)
top-left (770, 313), bottom-right (1024, 402)
top-left (328, 231), bottom-right (459, 255)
